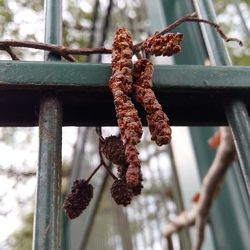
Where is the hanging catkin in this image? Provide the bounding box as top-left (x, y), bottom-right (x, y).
top-left (111, 179), bottom-right (133, 206)
top-left (109, 28), bottom-right (143, 188)
top-left (100, 135), bottom-right (127, 165)
top-left (133, 58), bottom-right (172, 146)
top-left (63, 179), bottom-right (94, 219)
top-left (142, 33), bottom-right (184, 57)
top-left (101, 134), bottom-right (143, 195)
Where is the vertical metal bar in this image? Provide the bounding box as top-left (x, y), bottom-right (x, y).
top-left (160, 2), bottom-right (215, 250)
top-left (44, 0), bottom-right (62, 60)
top-left (192, 1), bottom-right (250, 249)
top-left (33, 1), bottom-right (63, 250)
top-left (194, 0), bottom-right (250, 200)
top-left (225, 100), bottom-right (250, 197)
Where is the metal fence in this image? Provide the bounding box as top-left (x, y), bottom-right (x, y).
top-left (0, 0), bottom-right (250, 249)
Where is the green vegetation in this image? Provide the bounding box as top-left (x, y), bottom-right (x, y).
top-left (214, 0), bottom-right (250, 65)
top-left (7, 213), bottom-right (33, 250)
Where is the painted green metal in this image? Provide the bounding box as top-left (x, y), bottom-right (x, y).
top-left (225, 100), bottom-right (250, 197)
top-left (163, 1), bottom-right (250, 250)
top-left (195, 0), bottom-right (250, 201)
top-left (44, 0), bottom-right (62, 61)
top-left (189, 127), bottom-right (250, 250)
top-left (0, 62), bottom-right (250, 126)
top-left (196, 0), bottom-right (250, 205)
top-left (1, 61), bottom-right (250, 88)
top-left (185, 0), bottom-right (250, 249)
top-left (33, 96), bottom-right (63, 250)
top-left (161, 0), bottom-right (207, 65)
top-left (32, 0), bottom-right (63, 250)
top-left (161, 2), bottom-right (215, 250)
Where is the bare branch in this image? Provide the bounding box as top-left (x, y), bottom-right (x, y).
top-left (133, 12), bottom-right (242, 52)
top-left (0, 46), bottom-right (20, 60)
top-left (163, 127), bottom-right (236, 250)
top-left (0, 13), bottom-right (242, 62)
top-left (0, 40), bottom-right (111, 61)
top-left (193, 127), bottom-right (236, 250)
top-left (98, 136), bottom-right (117, 180)
top-left (163, 207), bottom-right (197, 236)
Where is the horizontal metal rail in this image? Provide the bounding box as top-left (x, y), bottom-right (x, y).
top-left (0, 62), bottom-right (250, 88)
top-left (0, 62), bottom-right (249, 126)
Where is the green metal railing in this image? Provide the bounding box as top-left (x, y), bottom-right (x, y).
top-left (0, 0), bottom-right (249, 249)
top-left (161, 0), bottom-right (250, 249)
top-left (33, 1), bottom-right (63, 249)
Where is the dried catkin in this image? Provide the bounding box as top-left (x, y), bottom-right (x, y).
top-left (110, 28), bottom-right (143, 188)
top-left (125, 143), bottom-right (141, 187)
top-left (100, 135), bottom-right (127, 165)
top-left (63, 179), bottom-right (94, 219)
top-left (117, 160), bottom-right (143, 196)
top-left (133, 59), bottom-right (172, 146)
top-left (111, 179), bottom-right (133, 206)
top-left (142, 33), bottom-right (184, 57)
top-left (111, 27), bottom-right (133, 94)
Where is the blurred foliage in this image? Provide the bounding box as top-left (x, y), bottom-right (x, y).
top-left (7, 213), bottom-right (33, 250)
top-left (214, 0), bottom-right (250, 65)
top-left (0, 0), bottom-right (13, 35)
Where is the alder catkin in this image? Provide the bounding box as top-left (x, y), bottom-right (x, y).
top-left (111, 179), bottom-right (133, 206)
top-left (133, 58), bottom-right (172, 146)
top-left (63, 179), bottom-right (94, 219)
top-left (109, 28), bottom-right (143, 188)
top-left (100, 135), bottom-right (127, 165)
top-left (111, 27), bottom-right (133, 94)
top-left (142, 33), bottom-right (184, 57)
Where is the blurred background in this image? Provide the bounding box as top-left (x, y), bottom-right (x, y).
top-left (0, 0), bottom-right (249, 249)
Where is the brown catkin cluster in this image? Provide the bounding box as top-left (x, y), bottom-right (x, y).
top-left (111, 179), bottom-right (133, 206)
top-left (124, 144), bottom-right (141, 188)
top-left (100, 135), bottom-right (143, 196)
top-left (100, 135), bottom-right (127, 165)
top-left (142, 33), bottom-right (184, 57)
top-left (111, 27), bottom-right (133, 94)
top-left (133, 59), bottom-right (172, 146)
top-left (110, 28), bottom-right (143, 188)
top-left (63, 179), bottom-right (94, 219)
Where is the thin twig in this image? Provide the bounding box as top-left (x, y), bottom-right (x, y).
top-left (86, 162), bottom-right (103, 183)
top-left (163, 127), bottom-right (236, 250)
top-left (193, 127), bottom-right (235, 250)
top-left (133, 12), bottom-right (242, 52)
top-left (0, 13), bottom-right (242, 62)
top-left (163, 207), bottom-right (197, 236)
top-left (96, 127), bottom-right (104, 142)
top-left (0, 40), bottom-right (111, 60)
top-left (98, 137), bottom-right (117, 180)
top-left (0, 46), bottom-right (20, 60)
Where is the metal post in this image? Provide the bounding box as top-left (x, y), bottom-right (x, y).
top-left (192, 1), bottom-right (250, 249)
top-left (33, 0), bottom-right (63, 249)
top-left (225, 100), bottom-right (250, 197)
top-left (194, 0), bottom-right (250, 201)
